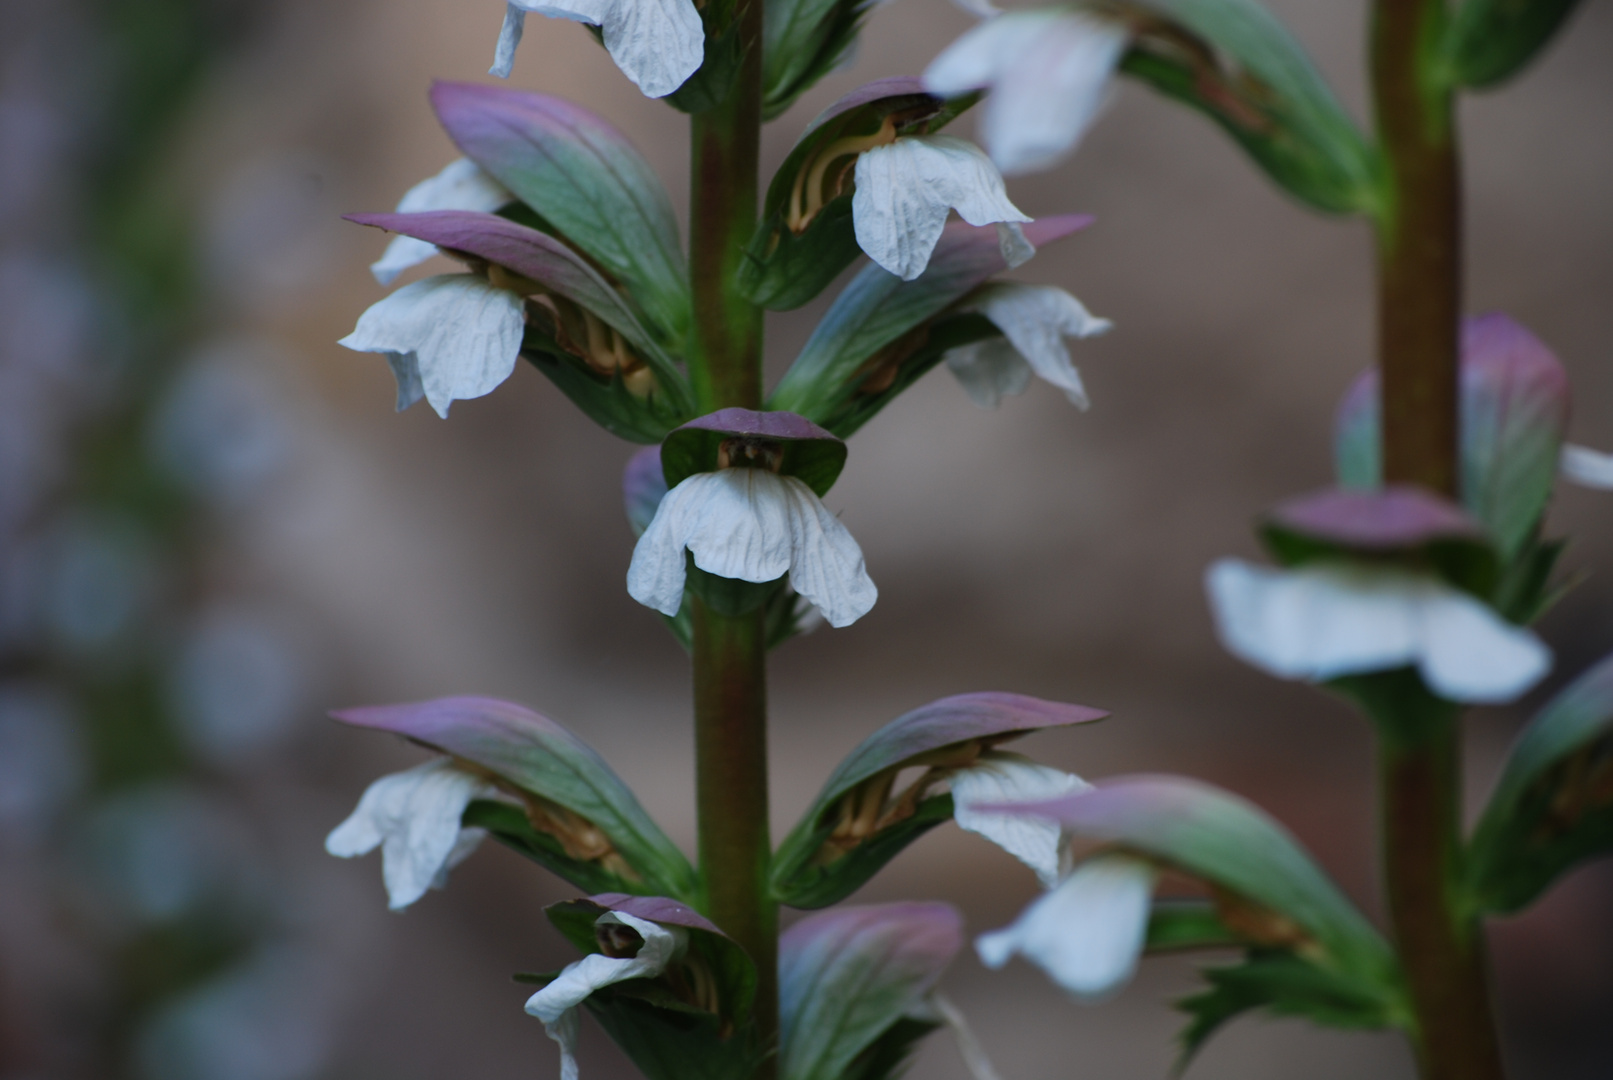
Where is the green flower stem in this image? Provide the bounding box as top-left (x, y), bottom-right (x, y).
top-left (686, 0), bottom-right (776, 1072)
top-left (1371, 3), bottom-right (1504, 1078)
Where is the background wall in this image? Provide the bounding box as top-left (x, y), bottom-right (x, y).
top-left (3, 1), bottom-right (1612, 1078)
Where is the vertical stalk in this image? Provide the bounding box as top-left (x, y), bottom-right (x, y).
top-left (686, 0), bottom-right (775, 1073)
top-left (1370, 3), bottom-right (1504, 1078)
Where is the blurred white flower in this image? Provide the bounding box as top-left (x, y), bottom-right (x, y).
top-left (491, 0), bottom-right (704, 99)
top-left (370, 159), bottom-right (512, 285)
top-left (976, 853), bottom-right (1157, 998)
top-left (944, 282), bottom-right (1111, 409)
top-left (626, 467), bottom-right (878, 627)
top-left (171, 608), bottom-right (310, 768)
top-left (950, 751), bottom-right (1089, 889)
top-left (325, 758), bottom-right (499, 910)
top-left (1206, 559), bottom-right (1551, 703)
top-left (1560, 443), bottom-right (1613, 489)
top-left (851, 135), bottom-right (1031, 280)
top-left (150, 341), bottom-right (294, 505)
top-left (338, 274), bottom-right (526, 418)
top-left (525, 911), bottom-right (686, 1080)
top-left (925, 9), bottom-right (1129, 175)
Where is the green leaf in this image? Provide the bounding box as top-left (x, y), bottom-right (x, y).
top-left (1177, 949), bottom-right (1406, 1066)
top-left (1145, 900), bottom-right (1240, 953)
top-left (431, 81), bottom-right (691, 346)
top-left (739, 79), bottom-right (978, 311)
top-left (333, 698), bottom-right (701, 903)
top-left (523, 335), bottom-right (691, 445)
top-left (1119, 0), bottom-right (1379, 215)
top-left (659, 409), bottom-right (848, 496)
top-left (763, 0), bottom-right (880, 120)
top-left (767, 216), bottom-right (1092, 425)
top-left (1467, 651), bottom-right (1613, 914)
top-left (667, 13), bottom-right (746, 114)
top-left (1443, 0), bottom-right (1584, 88)
top-left (465, 800), bottom-right (644, 895)
top-left (772, 693), bottom-right (1107, 909)
top-left (779, 903), bottom-right (961, 1080)
top-left (816, 312), bottom-right (998, 439)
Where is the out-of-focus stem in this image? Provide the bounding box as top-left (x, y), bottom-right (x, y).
top-left (686, 0), bottom-right (775, 1073)
top-left (1370, 3), bottom-right (1505, 1078)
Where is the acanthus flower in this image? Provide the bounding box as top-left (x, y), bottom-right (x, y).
top-left (943, 281), bottom-right (1111, 409)
top-left (369, 158), bottom-right (512, 285)
top-left (925, 8), bottom-right (1131, 176)
top-left (490, 0), bottom-right (704, 99)
top-left (949, 750), bottom-right (1090, 888)
top-left (324, 757), bottom-right (503, 911)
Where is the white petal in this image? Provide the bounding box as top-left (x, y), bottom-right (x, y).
top-left (526, 911), bottom-right (685, 1020)
top-left (967, 282), bottom-right (1111, 408)
top-left (544, 1005), bottom-right (581, 1080)
top-left (626, 470), bottom-right (877, 627)
top-left (852, 135), bottom-right (1029, 281)
top-left (509, 0), bottom-right (703, 98)
top-left (1417, 588), bottom-right (1551, 703)
top-left (948, 0), bottom-right (1000, 17)
top-left (995, 221), bottom-right (1035, 269)
top-left (1206, 560), bottom-right (1551, 703)
top-left (983, 12), bottom-right (1128, 175)
top-left (371, 159), bottom-right (514, 284)
top-left (386, 353), bottom-right (426, 412)
top-left (951, 751), bottom-right (1089, 889)
top-left (944, 338), bottom-right (1032, 409)
top-left (491, 4), bottom-right (526, 78)
top-left (925, 12), bottom-right (1054, 98)
top-left (339, 274), bottom-right (525, 418)
top-left (325, 759), bottom-right (499, 911)
top-left (975, 854), bottom-right (1155, 999)
top-left (1561, 444), bottom-right (1613, 489)
top-left (775, 473), bottom-right (878, 628)
top-left (927, 994), bottom-right (1004, 1080)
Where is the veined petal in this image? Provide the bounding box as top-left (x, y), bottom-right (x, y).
top-left (505, 0), bottom-right (703, 98)
top-left (526, 911), bottom-right (686, 1080)
top-left (371, 159), bottom-right (513, 284)
top-left (626, 469), bottom-right (877, 627)
top-left (1206, 559), bottom-right (1551, 704)
top-left (386, 353), bottom-right (426, 412)
top-left (945, 338), bottom-right (1032, 409)
top-left (852, 135), bottom-right (1030, 281)
top-left (491, 4), bottom-right (526, 78)
top-left (995, 221), bottom-right (1035, 269)
top-left (339, 274), bottom-right (525, 418)
top-left (1561, 443), bottom-right (1613, 489)
top-left (975, 854), bottom-right (1156, 999)
top-left (324, 758), bottom-right (499, 911)
top-left (965, 282), bottom-right (1111, 408)
top-left (776, 473), bottom-right (878, 627)
top-left (951, 751), bottom-right (1089, 889)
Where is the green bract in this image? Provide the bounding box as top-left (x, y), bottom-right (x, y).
top-left (763, 0), bottom-right (880, 120)
top-left (1466, 651), bottom-right (1613, 914)
top-left (1118, 0), bottom-right (1379, 215)
top-left (1442, 0), bottom-right (1584, 89)
top-left (738, 78), bottom-right (979, 311)
top-left (332, 697), bottom-right (701, 903)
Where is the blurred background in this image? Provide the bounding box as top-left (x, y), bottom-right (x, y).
top-left (1, 0), bottom-right (1610, 1077)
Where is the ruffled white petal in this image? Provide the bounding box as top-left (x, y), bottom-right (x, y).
top-left (325, 758), bottom-right (499, 911)
top-left (1561, 444), bottom-right (1613, 489)
top-left (1206, 559), bottom-right (1551, 704)
top-left (976, 854), bottom-right (1156, 999)
top-left (371, 159), bottom-right (513, 284)
top-left (963, 282), bottom-right (1111, 408)
top-left (526, 911), bottom-right (686, 1080)
top-left (385, 353), bottom-right (426, 412)
top-left (503, 0), bottom-right (704, 98)
top-left (626, 469), bottom-right (877, 628)
top-left (339, 274), bottom-right (526, 418)
top-left (852, 135), bottom-right (1030, 281)
top-left (945, 338), bottom-right (1032, 409)
top-left (926, 11), bottom-right (1128, 176)
top-left (951, 751), bottom-right (1090, 889)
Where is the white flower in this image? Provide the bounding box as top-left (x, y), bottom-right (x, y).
top-left (925, 9), bottom-right (1130, 176)
top-left (851, 134), bottom-right (1031, 281)
top-left (976, 853), bottom-right (1157, 999)
top-left (943, 282), bottom-right (1111, 409)
top-left (1206, 559), bottom-right (1551, 704)
top-left (339, 274), bottom-right (526, 418)
top-left (626, 467), bottom-right (878, 628)
top-left (325, 758), bottom-right (500, 911)
top-left (1561, 443), bottom-right (1613, 489)
top-left (491, 0), bottom-right (704, 99)
top-left (370, 159), bottom-right (512, 286)
top-left (525, 911), bottom-right (686, 1080)
top-left (950, 751), bottom-right (1090, 889)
